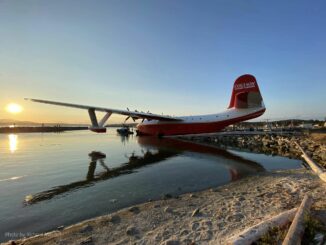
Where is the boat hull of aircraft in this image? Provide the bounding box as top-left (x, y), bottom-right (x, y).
top-left (136, 108), bottom-right (265, 136)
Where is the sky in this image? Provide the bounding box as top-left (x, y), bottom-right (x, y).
top-left (0, 0), bottom-right (325, 124)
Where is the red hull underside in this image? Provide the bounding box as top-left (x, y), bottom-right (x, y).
top-left (137, 109), bottom-right (265, 136)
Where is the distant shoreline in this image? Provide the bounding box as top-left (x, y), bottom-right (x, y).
top-left (0, 126), bottom-right (88, 134)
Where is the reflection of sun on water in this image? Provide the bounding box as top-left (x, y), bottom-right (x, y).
top-left (8, 134), bottom-right (18, 153)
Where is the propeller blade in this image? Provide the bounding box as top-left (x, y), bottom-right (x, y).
top-left (124, 116), bottom-right (130, 122)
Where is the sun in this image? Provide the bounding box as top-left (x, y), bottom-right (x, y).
top-left (6, 103), bottom-right (23, 114)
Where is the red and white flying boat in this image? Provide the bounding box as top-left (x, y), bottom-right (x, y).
top-left (26, 74), bottom-right (265, 136)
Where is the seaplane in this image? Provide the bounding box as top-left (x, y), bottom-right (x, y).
top-left (25, 74), bottom-right (266, 136)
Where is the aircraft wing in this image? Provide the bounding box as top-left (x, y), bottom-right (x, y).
top-left (25, 98), bottom-right (182, 122)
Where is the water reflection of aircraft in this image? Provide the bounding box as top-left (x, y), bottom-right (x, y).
top-left (24, 138), bottom-right (264, 205)
top-left (26, 74), bottom-right (265, 136)
top-left (138, 137), bottom-right (265, 180)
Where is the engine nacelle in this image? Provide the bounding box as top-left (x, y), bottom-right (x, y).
top-left (89, 127), bottom-right (107, 133)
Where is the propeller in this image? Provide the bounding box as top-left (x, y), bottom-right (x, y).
top-left (125, 116), bottom-right (137, 122)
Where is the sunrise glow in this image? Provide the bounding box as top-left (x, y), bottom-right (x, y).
top-left (6, 103), bottom-right (23, 114)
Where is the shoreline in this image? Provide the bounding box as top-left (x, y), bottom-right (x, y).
top-left (2, 168), bottom-right (325, 245)
top-left (0, 126), bottom-right (88, 134)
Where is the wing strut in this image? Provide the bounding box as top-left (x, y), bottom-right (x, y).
top-left (88, 109), bottom-right (112, 133)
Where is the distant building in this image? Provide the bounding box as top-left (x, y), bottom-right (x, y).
top-left (299, 123), bottom-right (313, 129)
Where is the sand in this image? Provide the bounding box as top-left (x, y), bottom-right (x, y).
top-left (3, 168), bottom-right (326, 245)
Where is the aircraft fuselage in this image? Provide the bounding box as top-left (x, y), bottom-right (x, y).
top-left (136, 106), bottom-right (265, 136)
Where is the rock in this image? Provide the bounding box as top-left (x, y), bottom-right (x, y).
top-left (162, 230), bottom-right (171, 239)
top-left (187, 242), bottom-right (196, 245)
top-left (234, 201), bottom-right (241, 207)
top-left (191, 222), bottom-right (199, 231)
top-left (108, 215), bottom-right (121, 223)
top-left (201, 220), bottom-right (212, 227)
top-left (161, 240), bottom-right (180, 245)
top-left (321, 152), bottom-right (326, 161)
top-left (164, 207), bottom-right (173, 213)
top-left (237, 196), bottom-right (245, 201)
top-left (128, 206), bottom-right (140, 213)
top-left (126, 226), bottom-right (139, 236)
top-left (80, 224), bottom-right (93, 233)
top-left (57, 225), bottom-right (64, 231)
top-left (265, 192), bottom-right (273, 198)
top-left (199, 230), bottom-right (213, 241)
top-left (226, 213), bottom-right (245, 222)
top-left (180, 229), bottom-right (189, 236)
top-left (190, 194), bottom-right (197, 198)
top-left (191, 208), bottom-right (200, 217)
top-left (162, 193), bottom-right (173, 199)
top-left (80, 236), bottom-right (93, 244)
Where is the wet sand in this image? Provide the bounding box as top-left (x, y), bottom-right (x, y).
top-left (3, 168), bottom-right (326, 245)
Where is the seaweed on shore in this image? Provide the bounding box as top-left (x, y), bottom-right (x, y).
top-left (254, 224), bottom-right (290, 245)
top-left (253, 215), bottom-right (325, 245)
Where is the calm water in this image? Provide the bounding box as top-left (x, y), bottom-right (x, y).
top-left (0, 130), bottom-right (302, 242)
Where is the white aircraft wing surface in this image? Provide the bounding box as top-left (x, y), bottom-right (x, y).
top-left (25, 98), bottom-right (182, 122)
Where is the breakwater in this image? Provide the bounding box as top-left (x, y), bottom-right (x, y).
top-left (0, 126), bottom-right (88, 134)
top-left (179, 133), bottom-right (326, 168)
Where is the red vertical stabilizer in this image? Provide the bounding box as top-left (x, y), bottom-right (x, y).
top-left (228, 74), bottom-right (263, 109)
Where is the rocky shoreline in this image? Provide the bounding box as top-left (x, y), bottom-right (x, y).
top-left (178, 133), bottom-right (326, 168)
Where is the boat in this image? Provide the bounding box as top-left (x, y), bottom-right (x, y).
top-left (117, 126), bottom-right (134, 135)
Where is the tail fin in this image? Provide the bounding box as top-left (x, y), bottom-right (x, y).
top-left (228, 74), bottom-right (263, 109)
